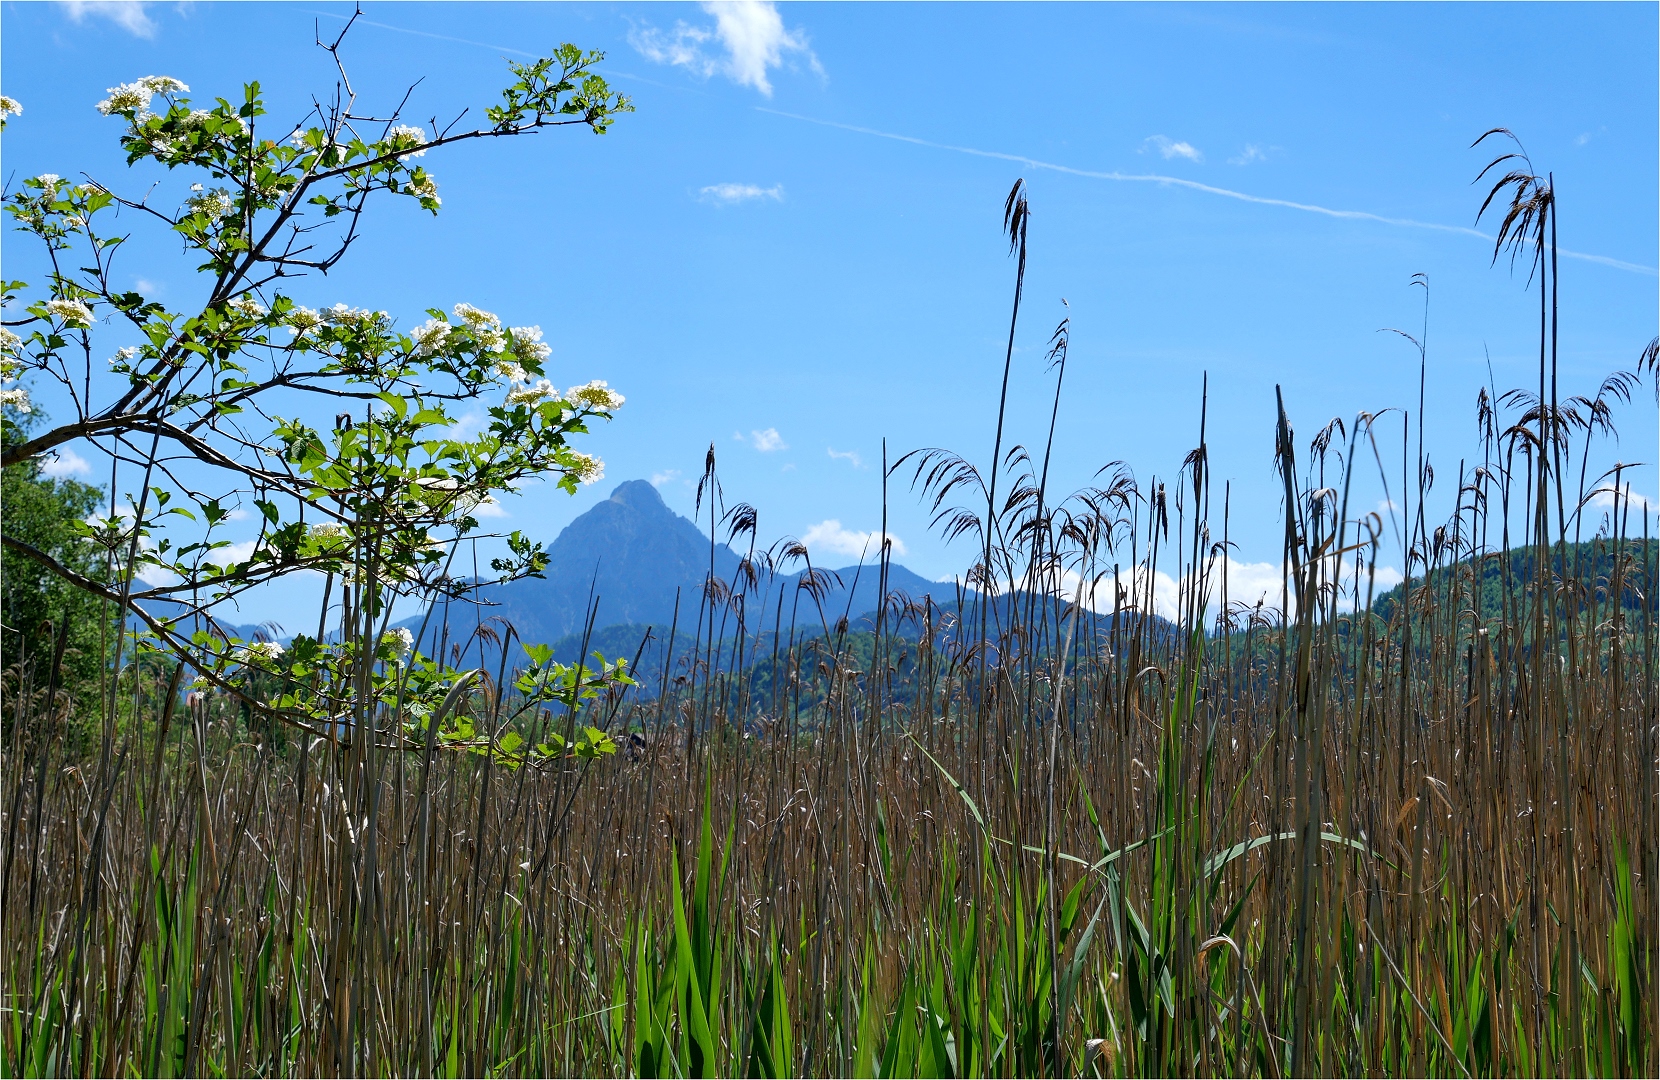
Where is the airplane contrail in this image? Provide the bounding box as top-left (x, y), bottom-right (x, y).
top-left (758, 108), bottom-right (1656, 277)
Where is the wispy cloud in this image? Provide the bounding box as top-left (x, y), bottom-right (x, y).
top-left (749, 427), bottom-right (787, 452)
top-left (827, 447), bottom-right (863, 468)
top-left (1143, 134), bottom-right (1204, 163)
top-left (651, 469), bottom-right (682, 487)
top-left (801, 519), bottom-right (907, 559)
top-left (701, 182), bottom-right (784, 205)
top-left (630, 1), bottom-right (818, 97)
top-left (60, 1), bottom-right (156, 38)
top-left (41, 447), bottom-right (92, 479)
top-left (759, 109), bottom-right (1657, 276)
top-left (1228, 143), bottom-right (1270, 166)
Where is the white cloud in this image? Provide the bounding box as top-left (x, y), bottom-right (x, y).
top-left (981, 553), bottom-right (1403, 624)
top-left (41, 447), bottom-right (93, 478)
top-left (1586, 482), bottom-right (1653, 520)
top-left (470, 495), bottom-right (508, 518)
top-left (216, 539), bottom-right (259, 565)
top-left (60, 0), bottom-right (156, 37)
top-left (134, 277), bottom-right (162, 295)
top-left (700, 182), bottom-right (784, 205)
top-left (445, 406), bottom-right (489, 442)
top-left (135, 563), bottom-right (175, 586)
top-left (1143, 135), bottom-right (1204, 163)
top-left (827, 447), bottom-right (863, 468)
top-left (651, 469), bottom-right (682, 487)
top-left (1228, 143), bottom-right (1269, 165)
top-left (629, 1), bottom-right (818, 96)
top-left (801, 519), bottom-right (907, 560)
top-left (750, 427), bottom-right (787, 452)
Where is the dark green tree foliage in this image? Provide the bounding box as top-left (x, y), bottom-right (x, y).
top-left (1, 413), bottom-right (117, 716)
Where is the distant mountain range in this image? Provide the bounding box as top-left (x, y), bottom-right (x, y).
top-left (415, 480), bottom-right (966, 664)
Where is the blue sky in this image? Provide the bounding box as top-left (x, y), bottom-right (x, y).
top-left (3, 1), bottom-right (1656, 631)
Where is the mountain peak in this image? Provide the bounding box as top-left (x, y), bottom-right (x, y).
top-left (609, 479), bottom-right (666, 512)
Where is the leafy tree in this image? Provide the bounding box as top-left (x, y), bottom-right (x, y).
top-left (0, 15), bottom-right (635, 750)
top-left (0, 411), bottom-right (117, 724)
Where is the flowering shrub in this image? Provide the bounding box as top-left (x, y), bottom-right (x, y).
top-left (0, 28), bottom-right (635, 745)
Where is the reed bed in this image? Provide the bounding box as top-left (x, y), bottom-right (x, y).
top-left (2, 178), bottom-right (1655, 1078)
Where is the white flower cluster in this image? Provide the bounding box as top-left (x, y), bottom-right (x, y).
top-left (45, 298), bottom-right (93, 327)
top-left (493, 358), bottom-right (529, 383)
top-left (382, 627), bottom-right (414, 660)
top-left (406, 175), bottom-right (440, 206)
top-left (227, 294), bottom-right (266, 318)
top-left (506, 379), bottom-right (557, 406)
top-left (1, 356), bottom-right (28, 415)
top-left (454, 303), bottom-right (502, 349)
top-left (0, 95), bottom-right (21, 120)
top-left (175, 108), bottom-right (225, 133)
top-left (285, 305), bottom-right (323, 337)
top-left (284, 303), bottom-right (389, 338)
top-left (309, 521), bottom-right (344, 539)
top-left (566, 379), bottom-right (625, 412)
top-left (236, 640), bottom-right (284, 663)
top-left (568, 451), bottom-right (605, 486)
top-left (185, 185), bottom-right (234, 219)
top-left (33, 173), bottom-right (61, 190)
top-left (109, 345), bottom-right (142, 370)
top-left (410, 318), bottom-right (451, 357)
top-left (509, 325), bottom-right (552, 364)
top-left (96, 75), bottom-right (188, 117)
top-left (323, 303), bottom-right (389, 331)
top-left (0, 327), bottom-right (21, 356)
top-left (384, 124), bottom-right (428, 158)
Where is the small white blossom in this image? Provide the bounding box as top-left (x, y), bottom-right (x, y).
top-left (109, 345), bottom-right (141, 369)
top-left (309, 521), bottom-right (344, 539)
top-left (322, 303), bottom-right (386, 330)
top-left (34, 173), bottom-right (61, 190)
top-left (509, 325), bottom-right (552, 364)
top-left (285, 305), bottom-right (322, 336)
top-left (493, 359), bottom-right (529, 384)
top-left (0, 387), bottom-right (30, 414)
top-left (410, 318), bottom-right (451, 357)
top-left (45, 299), bottom-right (94, 326)
top-left (452, 303), bottom-right (500, 331)
top-left (139, 76), bottom-right (189, 95)
top-left (568, 451), bottom-right (605, 486)
top-left (0, 327), bottom-right (21, 356)
top-left (0, 95), bottom-right (21, 120)
top-left (185, 186), bottom-right (233, 219)
top-left (506, 379), bottom-right (556, 406)
top-left (227, 294), bottom-right (266, 318)
top-left (383, 627), bottom-right (415, 660)
top-left (406, 174), bottom-right (440, 205)
top-left (97, 81), bottom-right (153, 115)
top-left (566, 379), bottom-right (625, 412)
top-left (385, 124), bottom-right (428, 157)
top-left (236, 640), bottom-right (284, 664)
